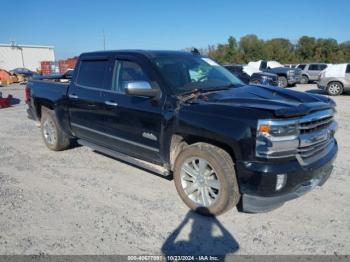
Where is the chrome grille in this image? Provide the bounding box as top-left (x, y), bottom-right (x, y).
top-left (297, 109), bottom-right (336, 165)
top-left (298, 139), bottom-right (331, 158)
top-left (299, 115), bottom-right (334, 133)
top-left (295, 69), bottom-right (302, 76)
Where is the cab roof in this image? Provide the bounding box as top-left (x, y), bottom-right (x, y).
top-left (79, 50), bottom-right (198, 59)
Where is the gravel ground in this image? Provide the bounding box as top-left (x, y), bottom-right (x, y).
top-left (0, 83), bottom-right (349, 256)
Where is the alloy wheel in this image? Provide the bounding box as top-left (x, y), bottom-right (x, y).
top-left (180, 157), bottom-right (221, 207)
top-left (328, 83), bottom-right (341, 95)
top-left (43, 119), bottom-right (57, 145)
top-left (278, 77), bottom-right (287, 88)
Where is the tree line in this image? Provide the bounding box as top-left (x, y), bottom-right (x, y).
top-left (193, 35), bottom-right (350, 65)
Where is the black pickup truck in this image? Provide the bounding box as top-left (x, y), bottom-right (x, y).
top-left (26, 50), bottom-right (338, 216)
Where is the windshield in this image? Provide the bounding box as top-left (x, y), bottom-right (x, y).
top-left (152, 56), bottom-right (243, 94)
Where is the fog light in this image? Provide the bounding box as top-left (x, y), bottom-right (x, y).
top-left (276, 174), bottom-right (287, 191)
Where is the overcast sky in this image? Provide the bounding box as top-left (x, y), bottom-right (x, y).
top-left (1, 0), bottom-right (349, 59)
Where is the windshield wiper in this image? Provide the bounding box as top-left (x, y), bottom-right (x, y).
top-left (179, 85), bottom-right (234, 97)
top-left (178, 85), bottom-right (234, 102)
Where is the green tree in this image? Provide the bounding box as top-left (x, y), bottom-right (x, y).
top-left (206, 35), bottom-right (350, 65)
top-left (314, 38), bottom-right (339, 63)
top-left (339, 43), bottom-right (350, 62)
top-left (263, 38), bottom-right (295, 63)
top-left (238, 34), bottom-right (265, 63)
top-left (296, 36), bottom-right (316, 62)
top-left (225, 36), bottom-right (238, 63)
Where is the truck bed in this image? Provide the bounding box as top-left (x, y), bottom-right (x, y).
top-left (26, 79), bottom-right (70, 121)
top-left (28, 79), bottom-right (69, 102)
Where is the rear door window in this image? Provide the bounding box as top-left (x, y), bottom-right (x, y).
top-left (346, 64), bottom-right (350, 73)
top-left (319, 64), bottom-right (327, 70)
top-left (308, 64), bottom-right (319, 71)
top-left (76, 60), bottom-right (109, 89)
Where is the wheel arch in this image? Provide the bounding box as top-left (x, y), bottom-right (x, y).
top-left (169, 133), bottom-right (237, 171)
top-left (38, 103), bottom-right (73, 139)
top-left (327, 80), bottom-right (344, 88)
top-left (33, 98), bottom-right (55, 120)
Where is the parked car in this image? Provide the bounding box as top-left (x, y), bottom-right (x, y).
top-left (9, 68), bottom-right (40, 84)
top-left (297, 63), bottom-right (328, 84)
top-left (63, 69), bottom-right (74, 79)
top-left (10, 68), bottom-right (39, 78)
top-left (317, 63), bottom-right (350, 96)
top-left (26, 50), bottom-right (338, 216)
top-left (244, 60), bottom-right (301, 88)
top-left (224, 64), bottom-right (278, 86)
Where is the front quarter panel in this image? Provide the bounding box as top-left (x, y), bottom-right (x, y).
top-left (175, 104), bottom-right (268, 161)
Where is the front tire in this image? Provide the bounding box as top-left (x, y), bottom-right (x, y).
top-left (277, 76), bottom-right (288, 88)
top-left (300, 75), bottom-right (309, 84)
top-left (173, 143), bottom-right (240, 216)
top-left (326, 81), bottom-right (343, 96)
top-left (41, 107), bottom-right (71, 151)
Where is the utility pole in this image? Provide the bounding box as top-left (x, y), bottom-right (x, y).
top-left (20, 47), bottom-right (25, 68)
top-left (10, 39), bottom-right (25, 68)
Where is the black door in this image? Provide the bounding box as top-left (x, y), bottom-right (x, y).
top-left (96, 57), bottom-right (164, 163)
top-left (68, 57), bottom-right (115, 145)
top-left (69, 55), bottom-right (165, 164)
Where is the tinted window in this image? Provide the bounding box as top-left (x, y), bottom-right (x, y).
top-left (297, 64), bottom-right (306, 70)
top-left (224, 65), bottom-right (242, 73)
top-left (346, 64), bottom-right (350, 73)
top-left (260, 61), bottom-right (267, 69)
top-left (308, 64), bottom-right (319, 71)
top-left (113, 60), bottom-right (150, 93)
top-left (76, 60), bottom-right (109, 89)
top-left (319, 64), bottom-right (327, 70)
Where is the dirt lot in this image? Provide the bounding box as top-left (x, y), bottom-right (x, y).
top-left (0, 83), bottom-right (349, 256)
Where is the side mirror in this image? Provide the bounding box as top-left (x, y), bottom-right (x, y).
top-left (124, 81), bottom-right (160, 98)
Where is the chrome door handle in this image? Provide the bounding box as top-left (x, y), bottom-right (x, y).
top-left (105, 101), bottom-right (118, 107)
top-left (69, 94), bottom-right (78, 99)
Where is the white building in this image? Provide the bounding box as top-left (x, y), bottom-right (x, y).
top-left (0, 43), bottom-right (55, 72)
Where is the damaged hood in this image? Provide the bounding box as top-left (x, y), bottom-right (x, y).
top-left (188, 85), bottom-right (335, 117)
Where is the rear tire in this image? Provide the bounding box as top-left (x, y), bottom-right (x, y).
top-left (173, 143), bottom-right (240, 216)
top-left (41, 107), bottom-right (71, 151)
top-left (277, 76), bottom-right (288, 88)
top-left (300, 75), bottom-right (309, 84)
top-left (326, 81), bottom-right (343, 96)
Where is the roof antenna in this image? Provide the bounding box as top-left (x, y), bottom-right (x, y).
top-left (191, 48), bottom-right (200, 55)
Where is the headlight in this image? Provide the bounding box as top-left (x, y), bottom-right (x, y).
top-left (256, 119), bottom-right (299, 158)
top-left (261, 122), bottom-right (299, 137)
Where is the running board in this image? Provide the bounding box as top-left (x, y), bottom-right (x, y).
top-left (77, 139), bottom-right (170, 177)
